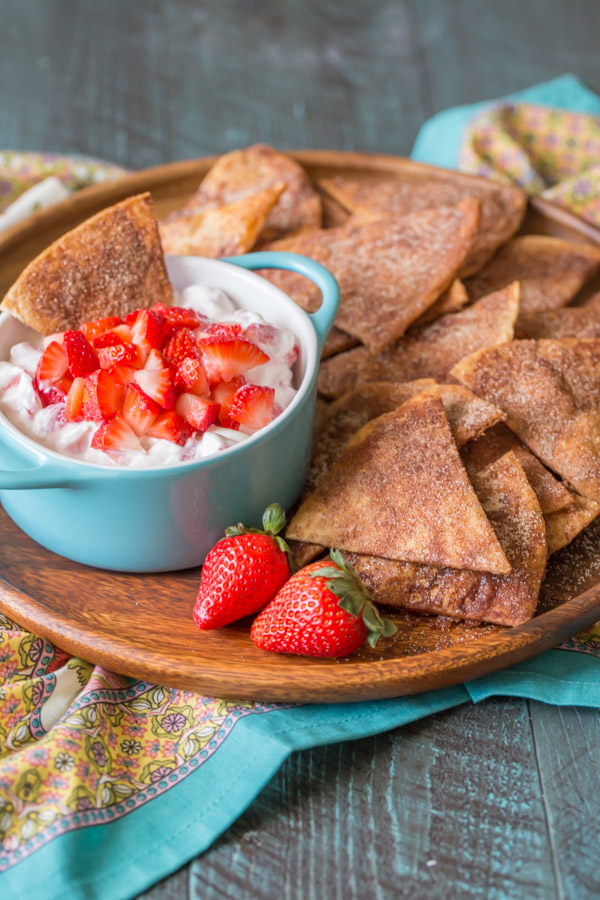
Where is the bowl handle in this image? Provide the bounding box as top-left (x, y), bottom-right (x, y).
top-left (0, 437), bottom-right (80, 490)
top-left (221, 251), bottom-right (340, 349)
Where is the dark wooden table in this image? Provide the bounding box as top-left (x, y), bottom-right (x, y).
top-left (2, 1), bottom-right (600, 896)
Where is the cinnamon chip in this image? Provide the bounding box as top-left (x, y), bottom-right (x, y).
top-left (159, 185), bottom-right (284, 257)
top-left (1, 193), bottom-right (173, 335)
top-left (464, 235), bottom-right (600, 313)
top-left (343, 451), bottom-right (547, 626)
top-left (317, 282), bottom-right (519, 399)
top-left (412, 279), bottom-right (468, 327)
top-left (318, 170), bottom-right (526, 275)
top-left (321, 326), bottom-right (359, 359)
top-left (451, 338), bottom-right (600, 504)
top-left (515, 305), bottom-right (600, 340)
top-left (461, 423), bottom-right (573, 515)
top-left (261, 200), bottom-right (480, 355)
top-left (545, 491), bottom-right (600, 554)
top-left (187, 143), bottom-right (321, 241)
top-left (287, 388), bottom-right (511, 574)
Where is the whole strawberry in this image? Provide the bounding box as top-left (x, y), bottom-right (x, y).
top-left (250, 549), bottom-right (397, 658)
top-left (193, 503), bottom-right (291, 629)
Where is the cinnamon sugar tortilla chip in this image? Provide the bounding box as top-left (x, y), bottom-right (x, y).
top-left (451, 338), bottom-right (600, 504)
top-left (515, 305), bottom-right (600, 340)
top-left (412, 279), bottom-right (468, 327)
top-left (287, 389), bottom-right (511, 574)
top-left (261, 200), bottom-right (480, 355)
top-left (159, 185), bottom-right (283, 257)
top-left (545, 491), bottom-right (600, 554)
top-left (318, 171), bottom-right (526, 275)
top-left (464, 236), bottom-right (600, 313)
top-left (343, 451), bottom-right (546, 626)
top-left (1, 193), bottom-right (173, 335)
top-left (317, 282), bottom-right (519, 399)
top-left (461, 423), bottom-right (573, 515)
top-left (188, 144), bottom-right (321, 241)
top-left (321, 326), bottom-right (359, 359)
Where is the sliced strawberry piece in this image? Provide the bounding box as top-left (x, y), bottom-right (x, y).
top-left (35, 341), bottom-right (68, 388)
top-left (110, 324), bottom-right (133, 343)
top-left (177, 357), bottom-right (210, 397)
top-left (108, 364), bottom-right (138, 385)
top-left (42, 332), bottom-right (65, 349)
top-left (37, 383), bottom-right (68, 407)
top-left (91, 413), bottom-right (141, 452)
top-left (65, 376), bottom-right (86, 421)
top-left (143, 348), bottom-right (166, 370)
top-left (130, 308), bottom-right (166, 352)
top-left (175, 393), bottom-right (220, 432)
top-left (229, 384), bottom-right (275, 430)
top-left (81, 316), bottom-right (123, 343)
top-left (63, 330), bottom-right (98, 377)
top-left (134, 368), bottom-right (175, 410)
top-left (93, 331), bottom-right (123, 349)
top-left (82, 370), bottom-right (124, 420)
top-left (147, 411), bottom-right (194, 446)
top-left (97, 342), bottom-right (142, 369)
top-left (122, 383), bottom-right (161, 435)
top-left (162, 328), bottom-right (201, 367)
top-left (152, 303), bottom-right (206, 330)
top-left (211, 375), bottom-right (246, 428)
top-left (197, 337), bottom-right (269, 383)
top-left (205, 322), bottom-right (243, 338)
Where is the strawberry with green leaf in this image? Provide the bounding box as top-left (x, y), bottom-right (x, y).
top-left (250, 550), bottom-right (397, 658)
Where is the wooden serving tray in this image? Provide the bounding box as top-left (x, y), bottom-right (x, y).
top-left (1, 151), bottom-right (600, 704)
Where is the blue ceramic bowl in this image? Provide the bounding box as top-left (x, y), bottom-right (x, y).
top-left (0, 252), bottom-right (339, 571)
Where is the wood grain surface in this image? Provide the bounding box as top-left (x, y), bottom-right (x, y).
top-left (3, 1), bottom-right (600, 897)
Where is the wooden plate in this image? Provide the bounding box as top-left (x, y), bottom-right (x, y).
top-left (1, 151), bottom-right (600, 703)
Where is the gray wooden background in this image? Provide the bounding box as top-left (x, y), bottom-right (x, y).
top-left (1, 1), bottom-right (600, 898)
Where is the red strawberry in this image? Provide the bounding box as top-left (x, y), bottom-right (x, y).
top-left (147, 411), bottom-right (193, 445)
top-left (110, 324), bottom-right (133, 344)
top-left (205, 322), bottom-right (243, 338)
top-left (91, 413), bottom-right (141, 452)
top-left (198, 336), bottom-right (269, 383)
top-left (130, 308), bottom-right (166, 351)
top-left (193, 503), bottom-right (291, 629)
top-left (152, 303), bottom-right (206, 329)
top-left (65, 376), bottom-right (85, 421)
top-left (211, 375), bottom-right (245, 428)
top-left (35, 341), bottom-right (68, 388)
top-left (175, 393), bottom-right (219, 432)
top-left (81, 316), bottom-right (123, 342)
top-left (228, 384), bottom-right (275, 430)
top-left (107, 364), bottom-right (137, 385)
top-left (177, 357), bottom-right (210, 396)
top-left (93, 331), bottom-right (123, 349)
top-left (97, 342), bottom-right (141, 369)
top-left (143, 348), bottom-right (166, 370)
top-left (82, 370), bottom-right (124, 420)
top-left (122, 383), bottom-right (161, 435)
top-left (62, 331), bottom-right (98, 377)
top-left (134, 368), bottom-right (175, 410)
top-left (162, 328), bottom-right (200, 367)
top-left (250, 551), bottom-right (397, 658)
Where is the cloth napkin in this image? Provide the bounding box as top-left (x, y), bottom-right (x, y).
top-left (3, 75), bottom-right (600, 900)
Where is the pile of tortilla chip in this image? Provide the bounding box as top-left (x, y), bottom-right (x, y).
top-left (162, 144), bottom-right (600, 629)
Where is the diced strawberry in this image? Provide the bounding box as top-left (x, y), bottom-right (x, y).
top-left (110, 324), bottom-right (133, 343)
top-left (177, 357), bottom-right (210, 396)
top-left (97, 342), bottom-right (142, 369)
top-left (143, 348), bottom-right (166, 370)
top-left (37, 383), bottom-right (68, 407)
top-left (82, 370), bottom-right (124, 420)
top-left (42, 332), bottom-right (65, 349)
top-left (108, 364), bottom-right (138, 385)
top-left (130, 308), bottom-right (166, 352)
top-left (162, 328), bottom-right (201, 367)
top-left (197, 337), bottom-right (269, 383)
top-left (211, 375), bottom-right (246, 428)
top-left (122, 383), bottom-right (161, 435)
top-left (81, 316), bottom-right (123, 342)
top-left (91, 413), bottom-right (141, 452)
top-left (93, 331), bottom-right (123, 349)
top-left (152, 303), bottom-right (206, 329)
top-left (63, 330), bottom-right (98, 377)
top-left (205, 322), bottom-right (243, 338)
top-left (35, 341), bottom-right (69, 388)
top-left (229, 384), bottom-right (275, 430)
top-left (134, 368), bottom-right (175, 410)
top-left (147, 411), bottom-right (194, 446)
top-left (244, 322), bottom-right (299, 367)
top-left (65, 376), bottom-right (86, 421)
top-left (175, 393), bottom-right (220, 433)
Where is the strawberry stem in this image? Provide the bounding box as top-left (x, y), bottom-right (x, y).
top-left (222, 503), bottom-right (292, 560)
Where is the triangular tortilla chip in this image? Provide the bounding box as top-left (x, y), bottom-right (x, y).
top-left (515, 305), bottom-right (600, 340)
top-left (464, 236), bottom-right (600, 313)
top-left (321, 326), bottom-right (360, 359)
top-left (412, 279), bottom-right (468, 327)
top-left (159, 185), bottom-right (283, 257)
top-left (318, 170), bottom-right (526, 275)
top-left (583, 291), bottom-right (600, 310)
top-left (461, 423), bottom-right (573, 515)
top-left (187, 143), bottom-right (321, 241)
top-left (317, 283), bottom-right (519, 399)
top-left (342, 451), bottom-right (547, 626)
top-left (451, 338), bottom-right (600, 503)
top-left (287, 389), bottom-right (511, 573)
top-left (545, 491), bottom-right (600, 554)
top-left (1, 193), bottom-right (173, 335)
top-left (261, 200), bottom-right (480, 355)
